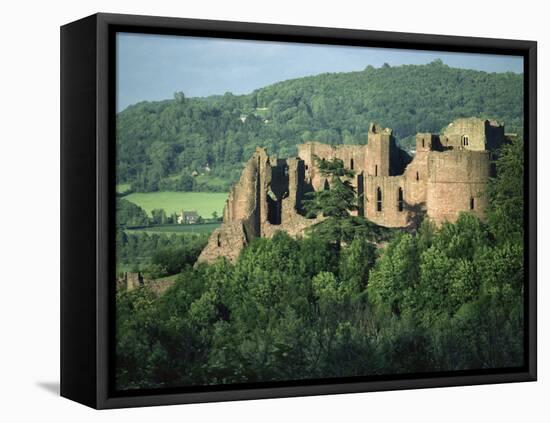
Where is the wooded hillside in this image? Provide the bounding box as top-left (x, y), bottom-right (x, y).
top-left (116, 60), bottom-right (523, 192)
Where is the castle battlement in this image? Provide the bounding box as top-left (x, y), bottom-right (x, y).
top-left (197, 117), bottom-right (505, 264)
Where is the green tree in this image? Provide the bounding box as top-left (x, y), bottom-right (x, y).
top-left (303, 156), bottom-right (365, 247)
top-left (339, 236), bottom-right (376, 292)
top-left (487, 136), bottom-right (524, 244)
top-left (116, 198), bottom-right (149, 228)
top-left (151, 208), bottom-right (167, 225)
top-left (311, 271), bottom-right (347, 367)
top-left (367, 232), bottom-right (419, 316)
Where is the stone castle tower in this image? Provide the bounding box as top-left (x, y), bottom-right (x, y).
top-left (197, 117), bottom-right (506, 264)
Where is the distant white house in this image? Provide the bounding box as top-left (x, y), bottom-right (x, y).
top-left (177, 210), bottom-right (199, 224)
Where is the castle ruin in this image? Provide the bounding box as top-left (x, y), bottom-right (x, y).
top-left (197, 117), bottom-right (506, 263)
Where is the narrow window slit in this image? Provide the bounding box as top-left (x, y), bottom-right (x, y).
top-left (376, 187), bottom-right (382, 212)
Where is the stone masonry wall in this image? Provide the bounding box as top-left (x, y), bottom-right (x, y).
top-left (401, 133), bottom-right (432, 207)
top-left (364, 175), bottom-right (409, 227)
top-left (198, 149), bottom-right (265, 264)
top-left (196, 221), bottom-right (249, 263)
top-left (365, 124), bottom-right (393, 177)
top-left (198, 118), bottom-right (503, 263)
top-left (199, 148), bottom-right (320, 263)
top-left (443, 117), bottom-right (488, 151)
top-left (117, 272), bottom-right (180, 296)
top-left (298, 142), bottom-right (367, 192)
top-left (426, 150), bottom-right (490, 224)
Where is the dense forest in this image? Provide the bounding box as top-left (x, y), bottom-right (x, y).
top-left (115, 137), bottom-right (525, 390)
top-left (116, 60), bottom-right (523, 192)
top-left (116, 230), bottom-right (208, 278)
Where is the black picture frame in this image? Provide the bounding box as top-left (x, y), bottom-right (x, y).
top-left (60, 12), bottom-right (537, 409)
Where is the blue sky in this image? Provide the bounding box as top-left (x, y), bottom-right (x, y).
top-left (116, 32), bottom-right (523, 112)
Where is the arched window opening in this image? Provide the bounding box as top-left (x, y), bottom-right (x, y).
top-left (217, 233), bottom-right (221, 247)
top-left (398, 187), bottom-right (404, 212)
top-left (376, 187), bottom-right (382, 212)
top-left (416, 171), bottom-right (419, 181)
top-left (470, 197), bottom-right (474, 210)
top-left (422, 138), bottom-right (425, 148)
top-left (375, 164), bottom-right (378, 176)
top-left (350, 158), bottom-right (354, 170)
top-left (462, 135), bottom-right (469, 147)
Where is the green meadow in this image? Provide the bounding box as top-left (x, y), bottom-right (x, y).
top-left (122, 192), bottom-right (227, 218)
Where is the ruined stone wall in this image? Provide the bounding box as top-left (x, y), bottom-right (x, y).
top-left (298, 142), bottom-right (332, 191)
top-left (199, 148), bottom-right (320, 263)
top-left (297, 142), bottom-right (367, 191)
top-left (439, 134), bottom-right (458, 149)
top-left (416, 133), bottom-right (437, 152)
top-left (196, 221), bottom-right (249, 263)
top-left (400, 133), bottom-right (434, 207)
top-left (117, 272), bottom-right (144, 291)
top-left (280, 157), bottom-right (322, 234)
top-left (361, 131), bottom-right (429, 227)
top-left (283, 158), bottom-right (303, 217)
top-left (263, 157), bottom-right (321, 238)
top-left (117, 272), bottom-right (183, 296)
top-left (426, 150), bottom-right (490, 224)
top-left (365, 124), bottom-right (393, 177)
top-left (262, 213), bottom-right (321, 239)
top-left (198, 117), bottom-right (502, 263)
top-left (224, 150), bottom-right (258, 230)
top-left (364, 175), bottom-right (409, 227)
top-left (402, 154), bottom-right (429, 207)
top-left (198, 149), bottom-right (267, 264)
top-left (330, 145), bottom-right (368, 175)
top-left (443, 117), bottom-right (489, 151)
top-left (257, 149), bottom-right (272, 237)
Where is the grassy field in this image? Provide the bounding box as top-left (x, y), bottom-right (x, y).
top-left (122, 192), bottom-right (227, 217)
top-left (126, 222), bottom-right (220, 234)
top-left (194, 174), bottom-right (229, 190)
